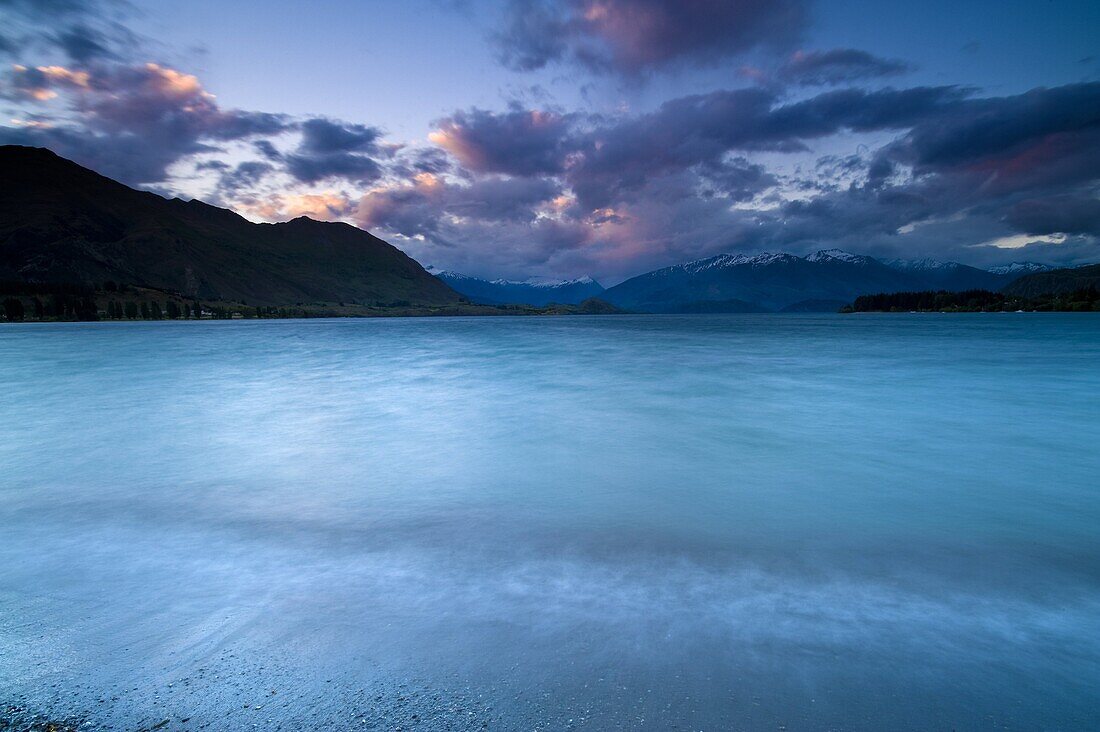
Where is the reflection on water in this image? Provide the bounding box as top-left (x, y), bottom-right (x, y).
top-left (2, 315), bottom-right (1099, 729)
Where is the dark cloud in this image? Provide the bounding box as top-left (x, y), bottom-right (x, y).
top-left (0, 0), bottom-right (141, 64)
top-left (448, 176), bottom-right (561, 221)
top-left (217, 161), bottom-right (275, 193)
top-left (281, 118), bottom-right (385, 185)
top-left (195, 159), bottom-right (230, 172)
top-left (495, 0), bottom-right (807, 75)
top-left (777, 49), bottom-right (911, 86)
top-left (568, 86), bottom-right (964, 207)
top-left (358, 174), bottom-right (560, 239)
top-left (888, 82), bottom-right (1100, 173)
top-left (295, 117), bottom-right (382, 155)
top-left (397, 81), bottom-right (1100, 278)
top-left (389, 147), bottom-right (453, 179)
top-left (1007, 196), bottom-right (1100, 237)
top-left (253, 139), bottom-right (283, 161)
top-left (0, 31), bottom-right (17, 56)
top-left (698, 158), bottom-right (777, 201)
top-left (53, 23), bottom-right (132, 63)
top-left (494, 0), bottom-right (569, 72)
top-left (0, 0), bottom-right (93, 17)
top-left (1, 62), bottom-right (291, 185)
top-left (431, 107), bottom-right (573, 175)
top-left (432, 86), bottom-right (967, 208)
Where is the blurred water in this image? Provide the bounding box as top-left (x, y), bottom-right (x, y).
top-left (1, 314), bottom-right (1099, 730)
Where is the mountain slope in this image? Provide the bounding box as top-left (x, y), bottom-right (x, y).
top-left (431, 270), bottom-right (605, 306)
top-left (0, 146), bottom-right (460, 307)
top-left (882, 258), bottom-right (1012, 291)
top-left (1002, 264), bottom-right (1100, 297)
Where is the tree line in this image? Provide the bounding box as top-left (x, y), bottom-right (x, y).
top-left (3, 295), bottom-right (330, 322)
top-left (842, 288), bottom-right (1100, 312)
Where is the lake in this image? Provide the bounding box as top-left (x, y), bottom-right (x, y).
top-left (2, 314), bottom-right (1099, 730)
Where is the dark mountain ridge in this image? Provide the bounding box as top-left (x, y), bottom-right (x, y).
top-left (1002, 263), bottom-right (1100, 298)
top-left (0, 146), bottom-right (459, 307)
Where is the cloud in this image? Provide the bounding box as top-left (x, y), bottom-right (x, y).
top-left (698, 158), bottom-right (777, 201)
top-left (1006, 196), bottom-right (1100, 237)
top-left (52, 23), bottom-right (135, 63)
top-left (560, 86), bottom-right (964, 208)
top-left (238, 191), bottom-right (357, 222)
top-left (358, 173), bottom-right (561, 235)
top-left (216, 161), bottom-right (276, 193)
top-left (282, 123), bottom-right (385, 185)
top-left (240, 118), bottom-right (388, 186)
top-left (884, 83), bottom-right (1100, 184)
top-left (397, 81), bottom-right (1100, 278)
top-left (494, 0), bottom-right (807, 75)
top-left (777, 49), bottom-right (912, 86)
top-left (0, 0), bottom-right (141, 63)
top-left (424, 86), bottom-right (969, 212)
top-left (0, 62), bottom-right (291, 184)
top-left (430, 107), bottom-right (574, 176)
top-left (2, 0), bottom-right (1097, 280)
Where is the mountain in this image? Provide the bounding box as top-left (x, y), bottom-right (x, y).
top-left (601, 248), bottom-right (1079, 313)
top-left (430, 269), bottom-right (605, 306)
top-left (602, 249), bottom-right (920, 312)
top-left (1002, 263), bottom-right (1100, 298)
top-left (988, 262), bottom-right (1053, 276)
top-left (882, 257), bottom-right (1012, 291)
top-left (0, 146), bottom-right (460, 307)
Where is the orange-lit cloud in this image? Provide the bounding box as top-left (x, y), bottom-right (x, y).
top-left (239, 192), bottom-right (355, 222)
top-left (144, 63), bottom-right (210, 98)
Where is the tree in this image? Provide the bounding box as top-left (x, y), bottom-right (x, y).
top-left (140, 302), bottom-right (150, 319)
top-left (150, 301), bottom-right (164, 320)
top-left (47, 294), bottom-right (64, 318)
top-left (3, 298), bottom-right (25, 321)
top-left (166, 300), bottom-right (180, 319)
top-left (75, 298), bottom-right (99, 321)
top-left (124, 301), bottom-right (138, 319)
top-left (32, 297), bottom-right (43, 319)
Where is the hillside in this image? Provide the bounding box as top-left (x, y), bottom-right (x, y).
top-left (883, 258), bottom-right (1013, 291)
top-left (0, 146), bottom-right (460, 307)
top-left (1001, 264), bottom-right (1100, 298)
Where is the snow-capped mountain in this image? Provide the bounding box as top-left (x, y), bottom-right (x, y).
top-left (434, 251), bottom-right (1073, 313)
top-left (883, 257), bottom-right (964, 271)
top-left (602, 249), bottom-right (1069, 312)
top-left (987, 262), bottom-right (1052, 275)
top-left (881, 257), bottom-right (1010, 291)
top-left (491, 275), bottom-right (598, 288)
top-left (429, 268), bottom-right (605, 306)
top-left (604, 249), bottom-right (915, 312)
top-left (804, 249), bottom-right (880, 265)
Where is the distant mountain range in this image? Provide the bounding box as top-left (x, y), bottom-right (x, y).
top-left (429, 269), bottom-right (605, 306)
top-left (600, 249), bottom-right (1058, 312)
top-left (0, 146), bottom-right (459, 308)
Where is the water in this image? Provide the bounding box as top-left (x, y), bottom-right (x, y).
top-left (1, 314), bottom-right (1098, 730)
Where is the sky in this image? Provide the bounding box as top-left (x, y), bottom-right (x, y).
top-left (1, 0), bottom-right (1098, 283)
